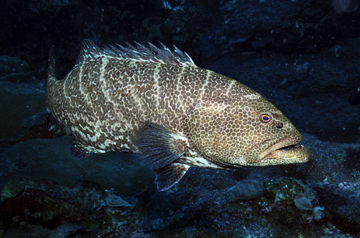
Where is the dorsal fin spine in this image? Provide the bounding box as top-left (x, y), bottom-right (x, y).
top-left (78, 39), bottom-right (196, 67)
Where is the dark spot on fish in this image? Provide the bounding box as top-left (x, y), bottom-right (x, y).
top-left (276, 121), bottom-right (283, 128)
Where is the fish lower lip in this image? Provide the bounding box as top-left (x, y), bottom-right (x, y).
top-left (261, 143), bottom-right (310, 163)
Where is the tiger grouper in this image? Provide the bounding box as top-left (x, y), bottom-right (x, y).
top-left (46, 40), bottom-right (310, 191)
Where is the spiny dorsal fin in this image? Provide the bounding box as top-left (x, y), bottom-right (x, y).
top-left (78, 39), bottom-right (196, 67)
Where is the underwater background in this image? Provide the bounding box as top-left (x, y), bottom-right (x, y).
top-left (1, 0), bottom-right (360, 237)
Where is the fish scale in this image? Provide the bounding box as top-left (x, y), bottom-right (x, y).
top-left (46, 40), bottom-right (310, 191)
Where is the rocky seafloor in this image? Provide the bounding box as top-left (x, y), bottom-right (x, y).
top-left (1, 134), bottom-right (360, 237)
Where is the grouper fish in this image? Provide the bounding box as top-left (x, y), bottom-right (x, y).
top-left (46, 40), bottom-right (310, 191)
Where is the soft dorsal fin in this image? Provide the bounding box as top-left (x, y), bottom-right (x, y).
top-left (76, 39), bottom-right (103, 66)
top-left (77, 39), bottom-right (197, 67)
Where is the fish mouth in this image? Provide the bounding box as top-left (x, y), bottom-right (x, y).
top-left (256, 133), bottom-right (310, 166)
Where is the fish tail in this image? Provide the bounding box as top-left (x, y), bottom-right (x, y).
top-left (46, 45), bottom-right (57, 114)
top-left (47, 45), bottom-right (56, 82)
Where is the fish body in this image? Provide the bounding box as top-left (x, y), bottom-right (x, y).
top-left (46, 40), bottom-right (310, 191)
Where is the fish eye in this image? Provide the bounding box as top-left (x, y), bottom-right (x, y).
top-left (260, 114), bottom-right (272, 123)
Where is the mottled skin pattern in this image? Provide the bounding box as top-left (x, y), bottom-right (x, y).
top-left (46, 40), bottom-right (310, 190)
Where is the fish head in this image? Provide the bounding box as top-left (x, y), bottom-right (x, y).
top-left (185, 96), bottom-right (310, 167)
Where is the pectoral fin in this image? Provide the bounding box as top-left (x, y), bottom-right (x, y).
top-left (154, 163), bottom-right (190, 191)
top-left (136, 123), bottom-right (188, 170)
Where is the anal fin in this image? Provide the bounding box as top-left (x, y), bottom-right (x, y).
top-left (71, 138), bottom-right (94, 160)
top-left (155, 163), bottom-right (190, 191)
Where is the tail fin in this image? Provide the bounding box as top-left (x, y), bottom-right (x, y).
top-left (47, 45), bottom-right (56, 81)
top-left (46, 45), bottom-right (56, 114)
